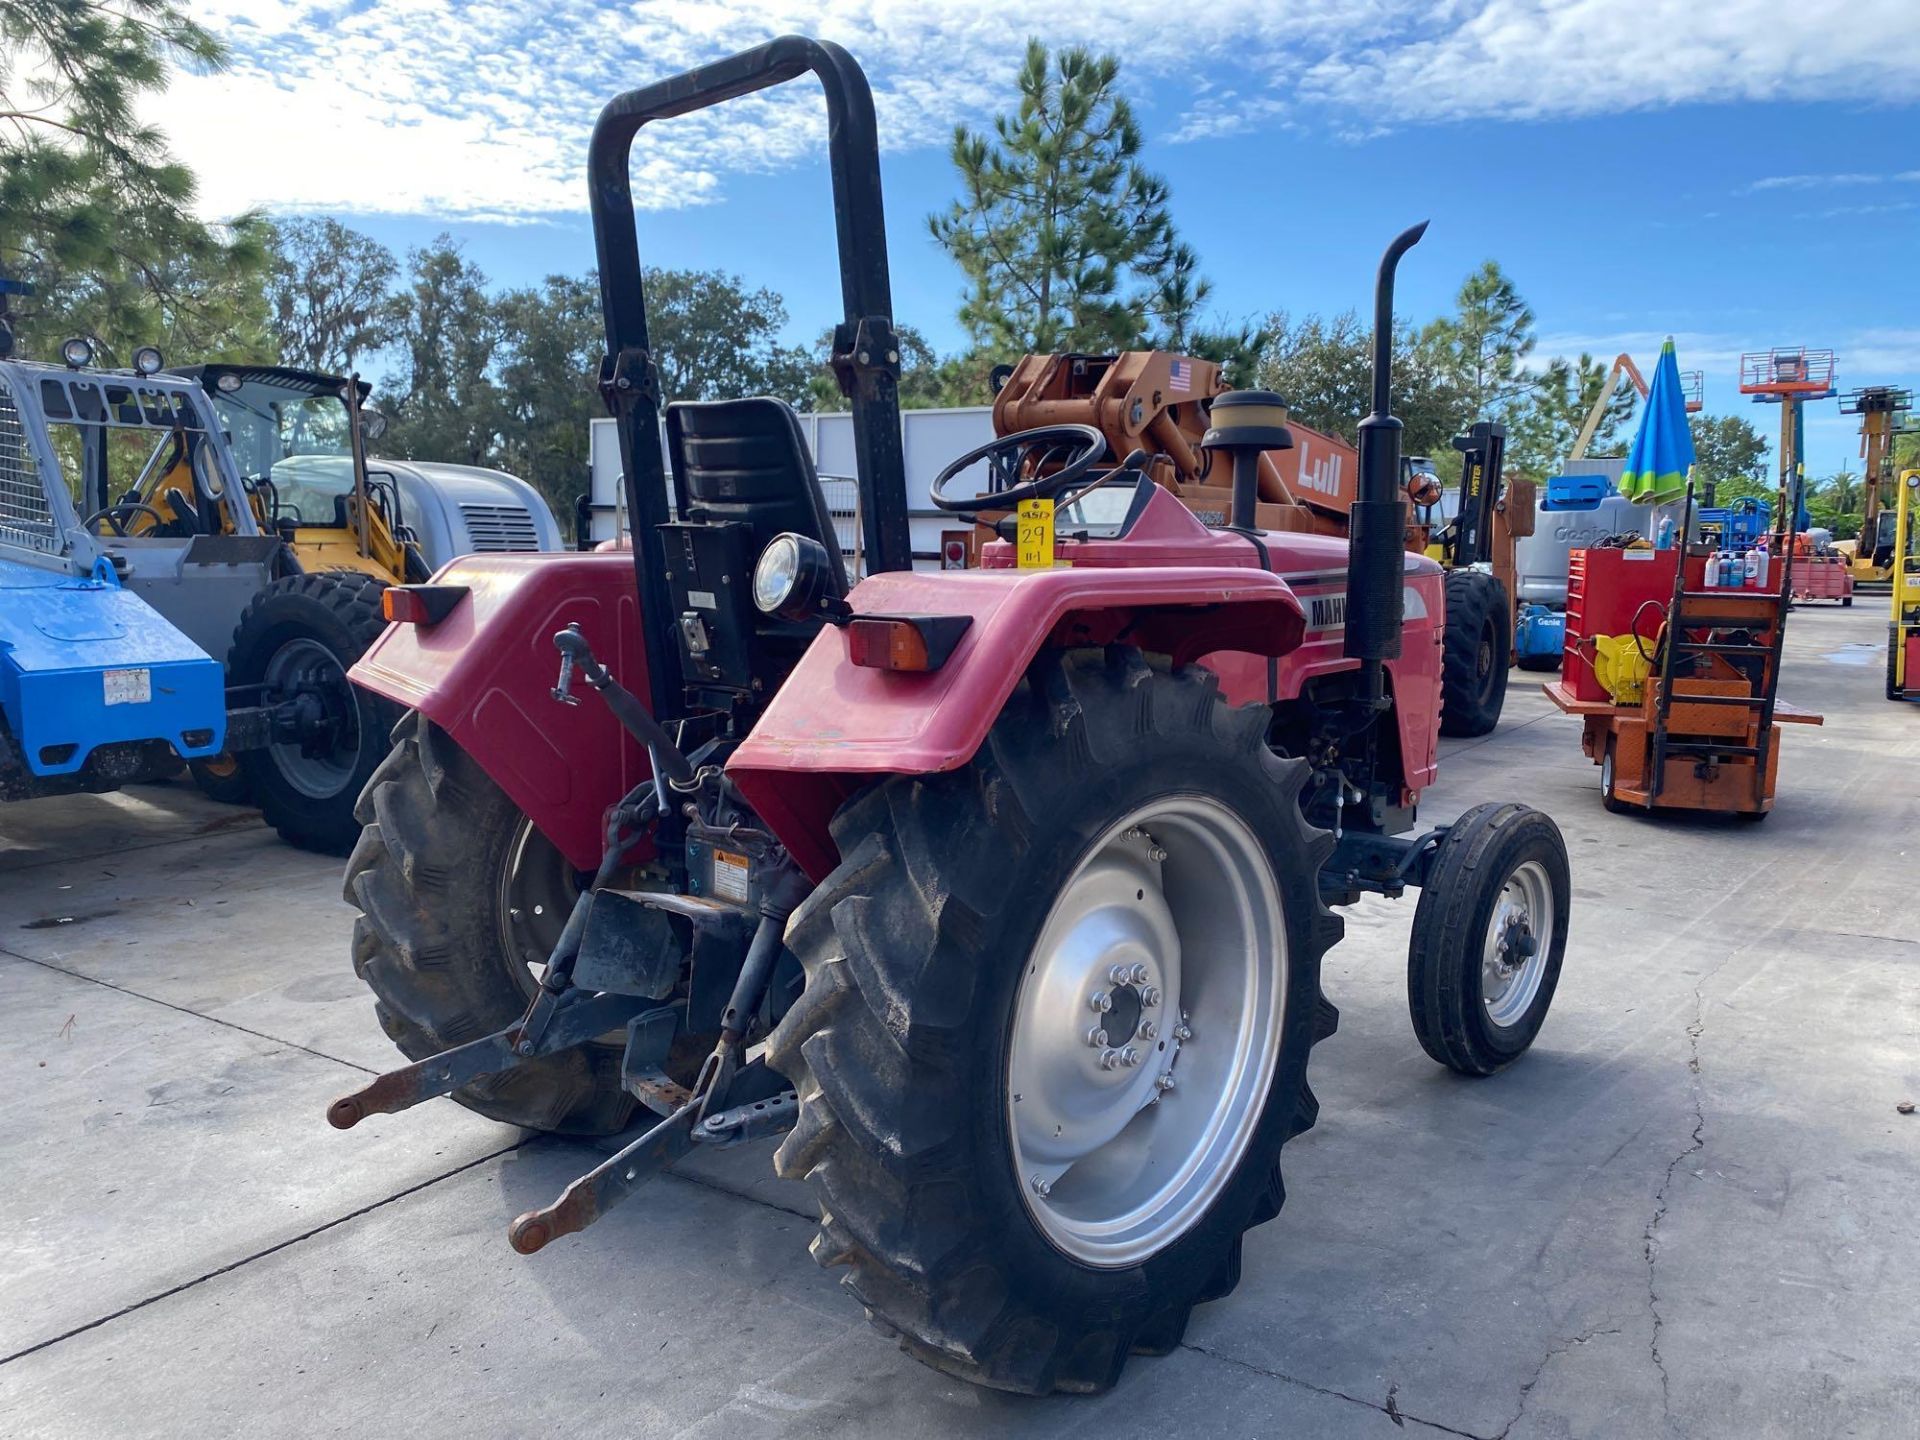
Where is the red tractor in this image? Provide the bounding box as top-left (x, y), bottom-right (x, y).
top-left (330, 38), bottom-right (1571, 1396)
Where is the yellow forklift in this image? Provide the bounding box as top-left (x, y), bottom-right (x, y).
top-left (1890, 468), bottom-right (1920, 703)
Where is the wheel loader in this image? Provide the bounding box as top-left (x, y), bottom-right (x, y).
top-left (330, 37), bottom-right (1572, 1396)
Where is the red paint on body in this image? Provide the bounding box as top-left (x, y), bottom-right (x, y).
top-left (349, 551), bottom-right (652, 870)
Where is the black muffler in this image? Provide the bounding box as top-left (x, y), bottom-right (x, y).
top-left (1343, 221), bottom-right (1428, 710)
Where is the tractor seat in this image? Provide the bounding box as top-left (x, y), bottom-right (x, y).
top-left (665, 397), bottom-right (847, 593)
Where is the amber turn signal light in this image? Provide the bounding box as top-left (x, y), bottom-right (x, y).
top-left (381, 584), bottom-right (468, 625)
top-left (846, 615), bottom-right (972, 672)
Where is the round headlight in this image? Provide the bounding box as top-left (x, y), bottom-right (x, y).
top-left (753, 534), bottom-right (803, 615)
top-left (61, 336), bottom-right (94, 368)
top-left (132, 345), bottom-right (164, 376)
top-left (752, 532), bottom-right (842, 622)
top-left (215, 372), bottom-right (242, 393)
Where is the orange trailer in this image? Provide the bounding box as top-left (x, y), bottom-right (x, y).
top-left (1546, 513), bottom-right (1822, 820)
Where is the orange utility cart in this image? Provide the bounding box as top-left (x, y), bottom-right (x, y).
top-left (1546, 529), bottom-right (1822, 821)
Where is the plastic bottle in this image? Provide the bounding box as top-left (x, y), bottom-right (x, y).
top-left (1656, 516), bottom-right (1676, 550)
top-left (1750, 545), bottom-right (1769, 591)
top-left (1704, 551), bottom-right (1722, 587)
top-left (1742, 549), bottom-right (1759, 588)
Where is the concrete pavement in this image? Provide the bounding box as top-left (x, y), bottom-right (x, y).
top-left (1, 603), bottom-right (1914, 1438)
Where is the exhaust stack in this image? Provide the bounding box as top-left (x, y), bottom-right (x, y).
top-left (1343, 220), bottom-right (1429, 710)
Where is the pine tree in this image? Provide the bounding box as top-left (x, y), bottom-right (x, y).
top-left (929, 40), bottom-right (1195, 356)
top-left (0, 0), bottom-right (268, 361)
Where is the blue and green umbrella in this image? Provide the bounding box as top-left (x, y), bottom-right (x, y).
top-left (1618, 338), bottom-right (1695, 503)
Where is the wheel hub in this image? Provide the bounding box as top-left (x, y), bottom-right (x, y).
top-left (1480, 860), bottom-right (1553, 1028)
top-left (1007, 799), bottom-right (1287, 1268)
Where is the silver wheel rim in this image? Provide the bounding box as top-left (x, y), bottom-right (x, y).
top-left (1007, 796), bottom-right (1287, 1268)
top-left (498, 814), bottom-right (576, 999)
top-left (1601, 747), bottom-right (1615, 798)
top-left (1481, 859), bottom-right (1553, 1029)
top-left (264, 637), bottom-right (359, 798)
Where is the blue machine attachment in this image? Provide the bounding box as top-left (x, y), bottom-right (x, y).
top-left (1514, 603), bottom-right (1567, 672)
top-left (0, 556), bottom-right (225, 777)
top-left (1541, 473), bottom-right (1609, 511)
top-left (1696, 497), bottom-right (1770, 554)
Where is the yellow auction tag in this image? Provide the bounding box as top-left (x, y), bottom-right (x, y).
top-left (1015, 498), bottom-right (1055, 570)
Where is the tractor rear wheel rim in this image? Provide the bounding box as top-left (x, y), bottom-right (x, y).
top-left (264, 637), bottom-right (359, 798)
top-left (1481, 858), bottom-right (1553, 1029)
top-left (1007, 796), bottom-right (1286, 1268)
top-left (498, 814), bottom-right (577, 998)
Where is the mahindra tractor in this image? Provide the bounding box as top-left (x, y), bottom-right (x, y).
top-left (330, 38), bottom-right (1572, 1396)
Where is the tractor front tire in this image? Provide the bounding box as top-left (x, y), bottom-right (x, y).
top-left (228, 572), bottom-right (395, 853)
top-left (766, 648), bottom-right (1342, 1395)
top-left (343, 712), bottom-right (636, 1135)
top-left (1440, 569), bottom-right (1511, 737)
top-left (1407, 802), bottom-right (1570, 1076)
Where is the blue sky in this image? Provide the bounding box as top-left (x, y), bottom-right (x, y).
top-left (165, 0), bottom-right (1920, 479)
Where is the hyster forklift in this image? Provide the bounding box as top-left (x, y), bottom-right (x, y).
top-left (331, 38), bottom-right (1572, 1396)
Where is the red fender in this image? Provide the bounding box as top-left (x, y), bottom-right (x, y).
top-left (349, 552), bottom-right (651, 870)
top-left (728, 566), bottom-right (1308, 881)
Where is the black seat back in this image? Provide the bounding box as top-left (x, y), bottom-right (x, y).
top-left (665, 397), bottom-right (848, 591)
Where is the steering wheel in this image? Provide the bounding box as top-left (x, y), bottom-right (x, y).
top-left (83, 502), bottom-right (169, 537)
top-left (929, 424), bottom-right (1108, 513)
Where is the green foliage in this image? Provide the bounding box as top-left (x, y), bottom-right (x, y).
top-left (1807, 470), bottom-right (1863, 539)
top-left (1252, 309), bottom-right (1469, 461)
top-left (1505, 353), bottom-right (1635, 481)
top-left (377, 236), bottom-right (503, 468)
top-left (644, 268), bottom-right (810, 405)
top-left (1421, 261), bottom-right (1537, 417)
top-left (491, 273), bottom-right (603, 512)
top-left (1689, 413), bottom-right (1771, 500)
top-left (0, 0), bottom-right (268, 362)
top-left (267, 217), bottom-right (398, 372)
top-left (929, 39), bottom-right (1197, 355)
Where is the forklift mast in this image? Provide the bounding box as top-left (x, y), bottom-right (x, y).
top-left (1448, 420), bottom-right (1506, 569)
top-left (585, 36), bottom-right (913, 723)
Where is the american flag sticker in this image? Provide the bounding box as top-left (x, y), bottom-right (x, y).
top-left (1168, 358), bottom-right (1191, 394)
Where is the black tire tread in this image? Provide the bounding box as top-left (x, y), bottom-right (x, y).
top-left (229, 571), bottom-right (395, 853)
top-left (1440, 569), bottom-right (1510, 737)
top-left (344, 711), bottom-right (634, 1135)
top-left (1407, 801), bottom-right (1570, 1076)
top-left (765, 649), bottom-right (1341, 1394)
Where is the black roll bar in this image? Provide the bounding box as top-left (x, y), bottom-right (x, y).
top-left (587, 36), bottom-right (913, 723)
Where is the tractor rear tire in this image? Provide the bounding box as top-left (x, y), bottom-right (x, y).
top-left (1440, 569), bottom-right (1510, 738)
top-left (766, 648), bottom-right (1342, 1395)
top-left (343, 712), bottom-right (636, 1135)
top-left (1407, 802), bottom-right (1570, 1076)
top-left (228, 572), bottom-right (396, 853)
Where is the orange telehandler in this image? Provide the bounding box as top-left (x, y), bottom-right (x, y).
top-left (985, 350), bottom-right (1533, 733)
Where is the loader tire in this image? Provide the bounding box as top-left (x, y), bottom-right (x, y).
top-left (766, 647), bottom-right (1342, 1395)
top-left (228, 571), bottom-right (395, 853)
top-left (343, 712), bottom-right (636, 1135)
top-left (1440, 569), bottom-right (1510, 737)
top-left (1407, 802), bottom-right (1570, 1076)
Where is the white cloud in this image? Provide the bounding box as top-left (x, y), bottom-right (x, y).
top-left (153, 0), bottom-right (1920, 223)
top-left (1747, 171), bottom-right (1920, 194)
